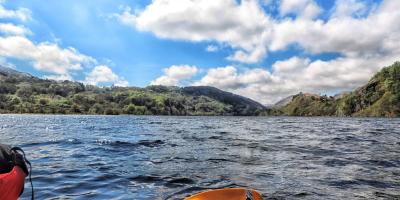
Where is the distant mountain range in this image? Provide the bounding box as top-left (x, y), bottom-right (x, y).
top-left (0, 62), bottom-right (399, 117)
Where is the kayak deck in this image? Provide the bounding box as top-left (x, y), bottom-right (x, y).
top-left (185, 188), bottom-right (263, 200)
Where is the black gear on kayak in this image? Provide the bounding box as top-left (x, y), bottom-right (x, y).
top-left (246, 190), bottom-right (254, 200)
top-left (0, 144), bottom-right (34, 200)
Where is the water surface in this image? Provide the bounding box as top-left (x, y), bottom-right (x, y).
top-left (0, 115), bottom-right (399, 199)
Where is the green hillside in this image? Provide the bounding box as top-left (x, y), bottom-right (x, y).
top-left (0, 66), bottom-right (265, 116)
top-left (277, 93), bottom-right (337, 116)
top-left (275, 62), bottom-right (400, 117)
top-left (336, 62), bottom-right (400, 117)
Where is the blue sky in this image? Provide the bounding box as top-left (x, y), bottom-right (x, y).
top-left (0, 0), bottom-right (397, 104)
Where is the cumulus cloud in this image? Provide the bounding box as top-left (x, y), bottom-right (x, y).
top-left (150, 65), bottom-right (198, 86)
top-left (194, 66), bottom-right (273, 89)
top-left (194, 66), bottom-right (277, 101)
top-left (227, 46), bottom-right (267, 63)
top-left (0, 36), bottom-right (94, 77)
top-left (84, 65), bottom-right (128, 87)
top-left (279, 0), bottom-right (322, 19)
top-left (44, 74), bottom-right (73, 81)
top-left (272, 56), bottom-right (310, 76)
top-left (271, 0), bottom-right (400, 56)
top-left (0, 2), bottom-right (31, 21)
top-left (0, 23), bottom-right (31, 35)
top-left (115, 0), bottom-right (272, 64)
top-left (331, 0), bottom-right (369, 18)
top-left (206, 45), bottom-right (218, 52)
top-left (194, 66), bottom-right (242, 89)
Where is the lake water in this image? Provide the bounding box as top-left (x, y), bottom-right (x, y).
top-left (0, 115), bottom-right (399, 200)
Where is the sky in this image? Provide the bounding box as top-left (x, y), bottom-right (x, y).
top-left (0, 0), bottom-right (399, 105)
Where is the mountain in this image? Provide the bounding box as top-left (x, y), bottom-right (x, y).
top-left (0, 65), bottom-right (20, 76)
top-left (274, 92), bottom-right (338, 116)
top-left (272, 95), bottom-right (293, 108)
top-left (333, 91), bottom-right (350, 100)
top-left (274, 62), bottom-right (400, 117)
top-left (182, 86), bottom-right (265, 115)
top-left (0, 69), bottom-right (264, 116)
top-left (0, 65), bottom-right (33, 79)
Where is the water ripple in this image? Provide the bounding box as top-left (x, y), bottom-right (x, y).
top-left (0, 115), bottom-right (399, 199)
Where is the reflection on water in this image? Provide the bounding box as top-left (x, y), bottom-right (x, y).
top-left (0, 115), bottom-right (399, 199)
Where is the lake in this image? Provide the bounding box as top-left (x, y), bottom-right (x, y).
top-left (0, 115), bottom-right (399, 199)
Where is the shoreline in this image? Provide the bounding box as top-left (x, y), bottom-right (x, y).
top-left (0, 113), bottom-right (398, 119)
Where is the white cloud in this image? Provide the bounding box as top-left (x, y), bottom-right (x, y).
top-left (227, 45), bottom-right (267, 63)
top-left (44, 74), bottom-right (73, 81)
top-left (0, 23), bottom-right (30, 35)
top-left (150, 65), bottom-right (198, 86)
top-left (194, 66), bottom-right (273, 90)
top-left (331, 0), bottom-right (369, 19)
top-left (116, 0), bottom-right (272, 64)
top-left (84, 65), bottom-right (128, 87)
top-left (271, 0), bottom-right (400, 57)
top-left (0, 2), bottom-right (31, 21)
top-left (163, 65), bottom-right (198, 80)
top-left (194, 66), bottom-right (241, 89)
top-left (0, 36), bottom-right (94, 77)
top-left (206, 45), bottom-right (218, 52)
top-left (272, 56), bottom-right (310, 75)
top-left (279, 0), bottom-right (322, 19)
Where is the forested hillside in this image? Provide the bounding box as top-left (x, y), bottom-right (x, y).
top-left (0, 66), bottom-right (264, 115)
top-left (271, 62), bottom-right (400, 117)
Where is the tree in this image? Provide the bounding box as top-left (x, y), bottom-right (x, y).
top-left (0, 82), bottom-right (17, 94)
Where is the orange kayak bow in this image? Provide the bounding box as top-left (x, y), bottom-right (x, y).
top-left (185, 188), bottom-right (263, 200)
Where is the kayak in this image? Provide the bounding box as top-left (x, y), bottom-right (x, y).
top-left (0, 166), bottom-right (26, 200)
top-left (185, 188), bottom-right (263, 200)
